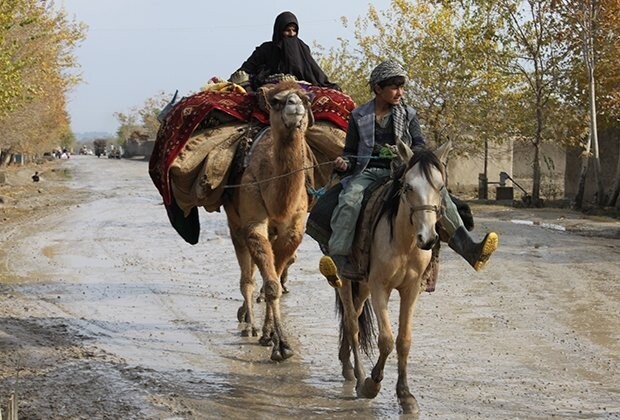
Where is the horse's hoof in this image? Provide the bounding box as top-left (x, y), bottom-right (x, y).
top-left (236, 305), bottom-right (247, 323)
top-left (240, 329), bottom-right (251, 337)
top-left (251, 327), bottom-right (258, 337)
top-left (259, 335), bottom-right (273, 346)
top-left (357, 377), bottom-right (381, 399)
top-left (281, 285), bottom-right (289, 294)
top-left (280, 345), bottom-right (294, 360)
top-left (256, 294), bottom-right (265, 303)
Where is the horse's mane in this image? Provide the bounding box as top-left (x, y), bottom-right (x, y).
top-left (380, 149), bottom-right (444, 240)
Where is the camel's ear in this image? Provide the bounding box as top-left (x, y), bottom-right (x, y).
top-left (434, 140), bottom-right (452, 165)
top-left (305, 92), bottom-right (315, 127)
top-left (307, 107), bottom-right (315, 127)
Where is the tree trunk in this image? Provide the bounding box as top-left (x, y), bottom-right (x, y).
top-left (574, 133), bottom-right (591, 210)
top-left (607, 134), bottom-right (620, 207)
top-left (532, 140), bottom-right (541, 206)
top-left (532, 94), bottom-right (543, 205)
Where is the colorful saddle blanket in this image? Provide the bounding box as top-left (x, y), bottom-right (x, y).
top-left (148, 86), bottom-right (354, 244)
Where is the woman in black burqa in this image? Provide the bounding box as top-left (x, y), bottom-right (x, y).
top-left (230, 11), bottom-right (340, 91)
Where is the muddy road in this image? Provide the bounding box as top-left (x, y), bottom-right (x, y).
top-left (1, 156), bottom-right (619, 419)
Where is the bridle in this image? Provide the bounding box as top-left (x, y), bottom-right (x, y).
top-left (399, 181), bottom-right (442, 226)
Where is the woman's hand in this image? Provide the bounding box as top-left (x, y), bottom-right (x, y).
top-left (333, 156), bottom-right (349, 172)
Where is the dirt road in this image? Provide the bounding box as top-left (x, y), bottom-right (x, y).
top-left (1, 156), bottom-right (619, 419)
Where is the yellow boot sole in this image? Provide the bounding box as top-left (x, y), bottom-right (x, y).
top-left (474, 232), bottom-right (499, 271)
top-left (319, 256), bottom-right (343, 288)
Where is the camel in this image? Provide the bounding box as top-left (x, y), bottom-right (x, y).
top-left (223, 81), bottom-right (314, 361)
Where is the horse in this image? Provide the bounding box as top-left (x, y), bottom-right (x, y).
top-left (336, 141), bottom-right (449, 413)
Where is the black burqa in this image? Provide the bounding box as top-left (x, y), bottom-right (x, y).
top-left (234, 11), bottom-right (339, 90)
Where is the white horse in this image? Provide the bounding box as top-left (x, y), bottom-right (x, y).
top-left (336, 141), bottom-right (449, 413)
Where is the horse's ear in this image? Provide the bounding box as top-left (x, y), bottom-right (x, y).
top-left (396, 139), bottom-right (413, 163)
top-left (434, 140), bottom-right (452, 165)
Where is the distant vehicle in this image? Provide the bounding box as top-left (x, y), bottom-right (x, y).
top-left (107, 146), bottom-right (122, 159)
top-left (93, 139), bottom-right (107, 158)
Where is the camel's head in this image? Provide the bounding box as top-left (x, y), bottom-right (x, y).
top-left (267, 81), bottom-right (314, 131)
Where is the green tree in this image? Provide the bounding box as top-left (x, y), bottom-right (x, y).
top-left (0, 0), bottom-right (85, 163)
top-left (114, 91), bottom-right (169, 145)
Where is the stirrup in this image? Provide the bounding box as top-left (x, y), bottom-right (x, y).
top-left (474, 232), bottom-right (499, 271)
top-left (319, 256), bottom-right (343, 288)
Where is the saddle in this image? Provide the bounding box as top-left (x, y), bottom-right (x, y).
top-left (307, 178), bottom-right (443, 292)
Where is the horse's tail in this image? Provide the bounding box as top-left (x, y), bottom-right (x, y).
top-left (335, 282), bottom-right (376, 356)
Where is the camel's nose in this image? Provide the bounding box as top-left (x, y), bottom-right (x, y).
top-left (284, 95), bottom-right (305, 117)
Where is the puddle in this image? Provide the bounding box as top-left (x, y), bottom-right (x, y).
top-left (511, 219), bottom-right (566, 231)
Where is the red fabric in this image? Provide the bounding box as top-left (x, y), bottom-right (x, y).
top-left (149, 86), bottom-right (355, 206)
top-left (149, 91), bottom-right (257, 205)
top-left (307, 86), bottom-right (355, 131)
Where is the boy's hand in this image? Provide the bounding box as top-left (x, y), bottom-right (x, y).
top-left (333, 156), bottom-right (349, 172)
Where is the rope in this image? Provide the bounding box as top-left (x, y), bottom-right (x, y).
top-left (222, 154), bottom-right (395, 191)
top-left (222, 160), bottom-right (335, 189)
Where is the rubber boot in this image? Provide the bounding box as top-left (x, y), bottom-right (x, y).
top-left (319, 255), bottom-right (346, 288)
top-left (448, 226), bottom-right (499, 271)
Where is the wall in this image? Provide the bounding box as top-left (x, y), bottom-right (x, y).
top-left (447, 140), bottom-right (513, 199)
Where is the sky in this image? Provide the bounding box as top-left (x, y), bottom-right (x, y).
top-left (60, 0), bottom-right (392, 135)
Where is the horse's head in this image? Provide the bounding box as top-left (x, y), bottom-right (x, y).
top-left (267, 81), bottom-right (314, 132)
top-left (395, 141), bottom-right (449, 250)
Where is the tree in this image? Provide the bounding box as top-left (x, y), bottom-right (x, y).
top-left (320, 0), bottom-right (510, 156)
top-left (555, 0), bottom-right (620, 207)
top-left (0, 0), bottom-right (85, 164)
top-left (493, 0), bottom-right (570, 205)
top-left (114, 92), bottom-right (169, 145)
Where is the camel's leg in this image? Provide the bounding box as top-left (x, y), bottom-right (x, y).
top-left (257, 252), bottom-right (296, 303)
top-left (359, 284), bottom-right (393, 399)
top-left (264, 216), bottom-right (305, 360)
top-left (395, 283), bottom-right (421, 414)
top-left (227, 220), bottom-right (258, 338)
top-left (245, 221), bottom-right (292, 361)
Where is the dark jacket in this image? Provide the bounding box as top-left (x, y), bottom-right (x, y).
top-left (233, 11), bottom-right (339, 90)
top-left (341, 99), bottom-right (425, 187)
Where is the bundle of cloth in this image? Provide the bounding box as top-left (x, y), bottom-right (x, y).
top-left (148, 80), bottom-right (355, 243)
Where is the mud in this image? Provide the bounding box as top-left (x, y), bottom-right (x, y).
top-left (1, 156), bottom-right (619, 419)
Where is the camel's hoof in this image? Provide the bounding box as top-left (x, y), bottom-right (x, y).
top-left (358, 377), bottom-right (381, 399)
top-left (236, 305), bottom-right (247, 323)
top-left (271, 349), bottom-right (283, 362)
top-left (271, 345), bottom-right (294, 362)
top-left (399, 395), bottom-right (420, 415)
top-left (259, 335), bottom-right (273, 346)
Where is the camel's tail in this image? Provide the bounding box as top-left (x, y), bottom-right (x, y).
top-left (335, 282), bottom-right (376, 356)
